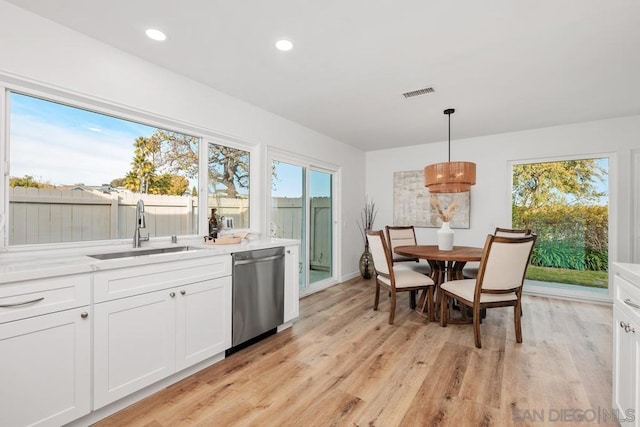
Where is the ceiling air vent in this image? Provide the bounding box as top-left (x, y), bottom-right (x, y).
top-left (402, 86), bottom-right (435, 99)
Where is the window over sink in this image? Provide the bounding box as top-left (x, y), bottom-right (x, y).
top-left (2, 89), bottom-right (254, 248)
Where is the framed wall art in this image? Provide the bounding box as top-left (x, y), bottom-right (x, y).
top-left (393, 170), bottom-right (470, 228)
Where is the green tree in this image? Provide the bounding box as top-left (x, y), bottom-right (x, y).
top-left (115, 129), bottom-right (250, 198)
top-left (110, 177), bottom-right (126, 188)
top-left (149, 174), bottom-right (189, 196)
top-left (9, 175), bottom-right (54, 188)
top-left (118, 135), bottom-right (191, 196)
top-left (512, 160), bottom-right (606, 209)
top-left (208, 145), bottom-right (249, 198)
top-left (122, 136), bottom-right (157, 193)
top-left (149, 130), bottom-right (198, 179)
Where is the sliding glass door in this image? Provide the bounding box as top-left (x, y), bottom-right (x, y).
top-left (269, 154), bottom-right (336, 295)
top-left (308, 170), bottom-right (332, 284)
top-left (271, 161), bottom-right (306, 288)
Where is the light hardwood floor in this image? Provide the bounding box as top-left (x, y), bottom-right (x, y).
top-left (96, 277), bottom-right (615, 426)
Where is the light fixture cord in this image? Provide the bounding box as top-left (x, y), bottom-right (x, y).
top-left (448, 112), bottom-right (451, 162)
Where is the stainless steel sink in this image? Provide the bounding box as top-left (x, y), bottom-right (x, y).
top-left (88, 245), bottom-right (195, 260)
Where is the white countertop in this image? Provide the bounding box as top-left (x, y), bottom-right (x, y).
top-left (0, 237), bottom-right (299, 284)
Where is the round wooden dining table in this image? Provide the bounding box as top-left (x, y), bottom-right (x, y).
top-left (394, 245), bottom-right (484, 320)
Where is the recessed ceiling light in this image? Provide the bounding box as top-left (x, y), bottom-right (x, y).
top-left (275, 39), bottom-right (293, 51)
top-left (145, 28), bottom-right (167, 41)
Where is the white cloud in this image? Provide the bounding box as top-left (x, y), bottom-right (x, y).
top-left (11, 114), bottom-right (138, 186)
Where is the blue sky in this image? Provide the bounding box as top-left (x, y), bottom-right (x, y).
top-left (272, 161), bottom-right (331, 198)
top-left (10, 92), bottom-right (156, 186)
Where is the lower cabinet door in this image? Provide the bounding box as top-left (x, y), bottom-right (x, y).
top-left (0, 307), bottom-right (91, 427)
top-left (94, 290), bottom-right (176, 409)
top-left (176, 276), bottom-right (231, 371)
top-left (613, 307), bottom-right (640, 425)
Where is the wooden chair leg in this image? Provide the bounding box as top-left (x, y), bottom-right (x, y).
top-left (440, 293), bottom-right (448, 326)
top-left (514, 302), bottom-right (523, 343)
top-left (409, 290), bottom-right (416, 309)
top-left (389, 291), bottom-right (397, 325)
top-left (373, 281), bottom-right (380, 310)
top-left (473, 304), bottom-right (482, 348)
top-left (427, 287), bottom-right (434, 322)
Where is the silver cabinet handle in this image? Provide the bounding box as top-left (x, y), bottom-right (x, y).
top-left (180, 290), bottom-right (186, 295)
top-left (0, 297), bottom-right (45, 308)
top-left (81, 312), bottom-right (89, 319)
top-left (234, 254), bottom-right (284, 265)
top-left (624, 298), bottom-right (640, 310)
top-left (169, 292), bottom-right (176, 298)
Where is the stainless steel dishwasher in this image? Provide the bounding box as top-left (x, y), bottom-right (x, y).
top-left (231, 246), bottom-right (285, 349)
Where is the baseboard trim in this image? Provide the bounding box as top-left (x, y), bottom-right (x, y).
top-left (524, 283), bottom-right (612, 305)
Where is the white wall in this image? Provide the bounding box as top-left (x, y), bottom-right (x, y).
top-left (0, 0), bottom-right (365, 280)
top-left (366, 115), bottom-right (640, 264)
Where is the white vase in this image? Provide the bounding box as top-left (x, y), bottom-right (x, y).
top-left (437, 221), bottom-right (454, 251)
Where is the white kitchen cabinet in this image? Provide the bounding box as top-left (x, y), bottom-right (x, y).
top-left (284, 244), bottom-right (300, 323)
top-left (93, 256), bottom-right (232, 409)
top-left (613, 267), bottom-right (640, 426)
top-left (0, 306), bottom-right (91, 427)
top-left (176, 277), bottom-right (232, 371)
top-left (93, 288), bottom-right (176, 409)
top-left (613, 306), bottom-right (639, 424)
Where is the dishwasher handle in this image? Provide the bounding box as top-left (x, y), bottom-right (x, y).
top-left (234, 254), bottom-right (284, 266)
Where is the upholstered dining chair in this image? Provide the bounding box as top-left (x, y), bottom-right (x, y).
top-left (463, 227), bottom-right (532, 279)
top-left (385, 225), bottom-right (431, 275)
top-left (440, 233), bottom-right (537, 348)
top-left (367, 229), bottom-right (435, 324)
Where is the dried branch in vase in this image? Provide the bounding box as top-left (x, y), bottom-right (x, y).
top-left (430, 195), bottom-right (458, 223)
top-left (357, 196), bottom-right (377, 244)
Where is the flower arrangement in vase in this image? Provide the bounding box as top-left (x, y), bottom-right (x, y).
top-left (431, 195), bottom-right (457, 251)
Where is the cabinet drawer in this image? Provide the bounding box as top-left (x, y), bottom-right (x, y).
top-left (0, 275), bottom-right (90, 324)
top-left (94, 255), bottom-right (231, 302)
top-left (615, 273), bottom-right (640, 323)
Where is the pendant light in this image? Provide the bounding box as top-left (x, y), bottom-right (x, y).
top-left (424, 108), bottom-right (476, 193)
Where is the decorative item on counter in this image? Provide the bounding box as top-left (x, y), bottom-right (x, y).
top-left (357, 196), bottom-right (377, 279)
top-left (221, 216), bottom-right (234, 229)
top-left (208, 208), bottom-right (220, 239)
top-left (203, 231), bottom-right (250, 245)
top-left (431, 195), bottom-right (457, 251)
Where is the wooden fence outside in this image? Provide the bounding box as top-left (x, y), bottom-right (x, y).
top-left (8, 189), bottom-right (327, 269)
top-left (271, 197), bottom-right (331, 271)
top-left (9, 187), bottom-right (199, 245)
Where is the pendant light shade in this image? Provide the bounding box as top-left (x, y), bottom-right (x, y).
top-left (424, 108), bottom-right (476, 193)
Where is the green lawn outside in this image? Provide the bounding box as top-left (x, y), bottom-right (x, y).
top-left (526, 265), bottom-right (608, 289)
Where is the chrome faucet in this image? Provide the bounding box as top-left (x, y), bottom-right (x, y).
top-left (133, 199), bottom-right (149, 248)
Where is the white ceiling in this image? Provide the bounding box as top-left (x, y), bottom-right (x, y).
top-left (6, 0), bottom-right (640, 151)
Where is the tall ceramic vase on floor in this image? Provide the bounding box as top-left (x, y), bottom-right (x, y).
top-left (359, 243), bottom-right (375, 279)
top-left (437, 222), bottom-right (454, 251)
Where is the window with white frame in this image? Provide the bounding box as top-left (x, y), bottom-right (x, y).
top-left (512, 157), bottom-right (609, 294)
top-left (1, 91), bottom-right (250, 246)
